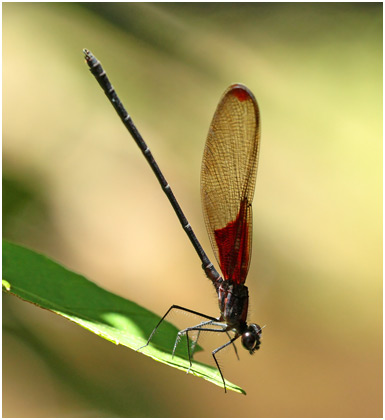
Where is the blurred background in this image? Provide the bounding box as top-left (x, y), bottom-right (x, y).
top-left (3, 3), bottom-right (382, 417)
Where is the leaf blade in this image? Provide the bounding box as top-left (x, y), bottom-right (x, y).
top-left (2, 240), bottom-right (245, 394)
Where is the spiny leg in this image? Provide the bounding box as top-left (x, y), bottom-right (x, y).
top-left (185, 327), bottom-right (239, 361)
top-left (172, 324), bottom-right (232, 377)
top-left (184, 328), bottom-right (239, 373)
top-left (186, 326), bottom-right (239, 361)
top-left (185, 330), bottom-right (193, 373)
top-left (212, 335), bottom-right (240, 393)
top-left (189, 329), bottom-right (201, 356)
top-left (186, 319), bottom-right (222, 356)
top-left (172, 319), bottom-right (225, 359)
top-left (137, 304), bottom-right (217, 351)
top-left (226, 331), bottom-right (239, 360)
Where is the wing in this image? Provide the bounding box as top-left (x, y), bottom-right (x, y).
top-left (201, 84), bottom-right (260, 284)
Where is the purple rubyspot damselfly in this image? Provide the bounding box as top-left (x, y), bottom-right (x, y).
top-left (84, 49), bottom-right (262, 392)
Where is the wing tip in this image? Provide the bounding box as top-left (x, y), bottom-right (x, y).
top-left (228, 83), bottom-right (256, 103)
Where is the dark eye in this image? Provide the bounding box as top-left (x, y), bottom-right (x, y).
top-left (241, 331), bottom-right (256, 351)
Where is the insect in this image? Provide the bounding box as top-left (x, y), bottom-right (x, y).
top-left (84, 49), bottom-right (262, 392)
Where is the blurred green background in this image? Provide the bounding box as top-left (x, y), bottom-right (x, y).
top-left (3, 3), bottom-right (382, 417)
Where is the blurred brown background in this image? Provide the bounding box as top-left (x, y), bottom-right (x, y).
top-left (3, 3), bottom-right (382, 417)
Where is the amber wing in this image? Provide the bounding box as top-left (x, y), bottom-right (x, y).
top-left (201, 84), bottom-right (260, 284)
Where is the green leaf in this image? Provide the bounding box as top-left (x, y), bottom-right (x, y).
top-left (2, 240), bottom-right (245, 394)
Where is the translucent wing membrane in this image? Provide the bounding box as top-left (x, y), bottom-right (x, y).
top-left (201, 84), bottom-right (260, 284)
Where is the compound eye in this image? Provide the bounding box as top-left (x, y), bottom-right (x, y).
top-left (241, 331), bottom-right (256, 351)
